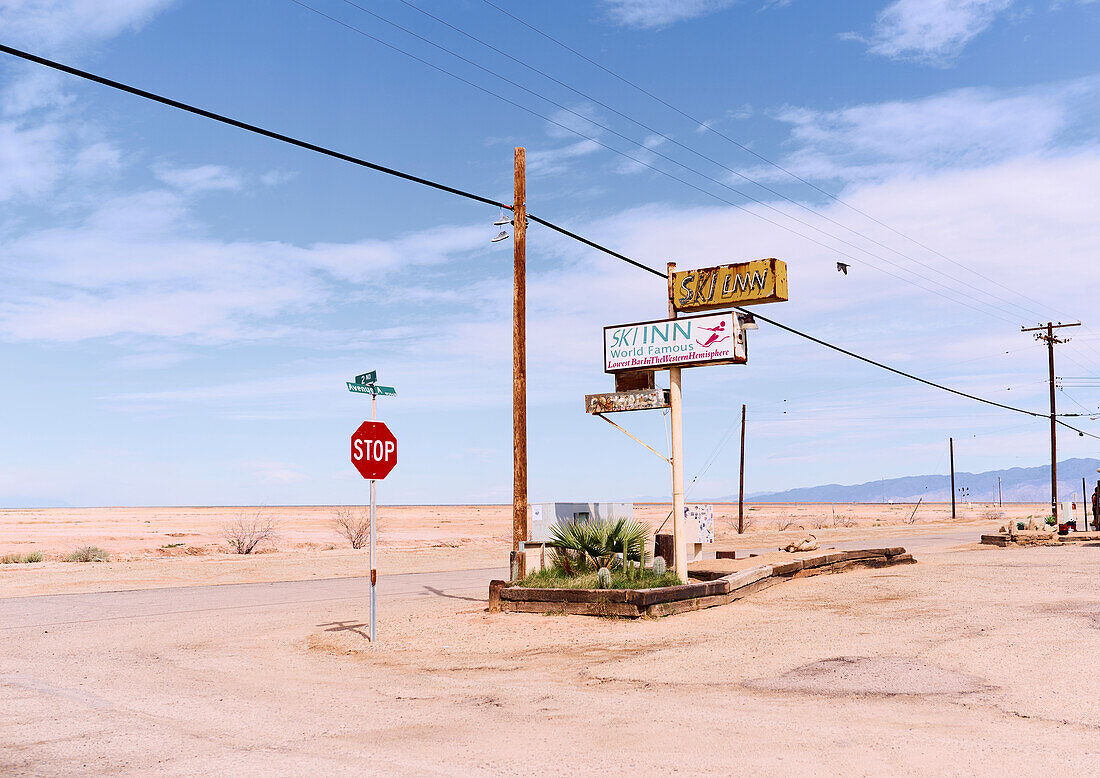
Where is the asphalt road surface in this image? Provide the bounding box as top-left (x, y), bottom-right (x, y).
top-left (0, 530), bottom-right (982, 631)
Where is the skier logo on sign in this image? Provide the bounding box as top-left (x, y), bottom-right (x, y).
top-left (695, 320), bottom-right (730, 348)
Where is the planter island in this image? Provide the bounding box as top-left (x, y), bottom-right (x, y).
top-left (489, 546), bottom-right (914, 618)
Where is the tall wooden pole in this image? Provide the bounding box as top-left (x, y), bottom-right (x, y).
top-left (511, 147), bottom-right (527, 581)
top-left (1022, 321), bottom-right (1079, 520)
top-left (738, 403), bottom-right (746, 534)
top-left (950, 437), bottom-right (956, 520)
top-left (667, 262), bottom-right (687, 582)
top-left (1047, 322), bottom-right (1058, 520)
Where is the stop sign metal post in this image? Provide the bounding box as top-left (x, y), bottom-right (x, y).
top-left (349, 371), bottom-right (397, 643)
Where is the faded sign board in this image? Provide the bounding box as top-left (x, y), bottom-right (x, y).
top-left (604, 312), bottom-right (746, 373)
top-left (672, 258), bottom-right (787, 313)
top-left (585, 388), bottom-right (671, 414)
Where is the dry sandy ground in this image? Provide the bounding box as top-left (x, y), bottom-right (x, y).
top-left (0, 503), bottom-right (1040, 596)
top-left (2, 538), bottom-right (1098, 775)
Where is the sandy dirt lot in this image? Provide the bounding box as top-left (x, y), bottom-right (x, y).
top-left (0, 502), bottom-right (1038, 596)
top-left (2, 536), bottom-right (1097, 776)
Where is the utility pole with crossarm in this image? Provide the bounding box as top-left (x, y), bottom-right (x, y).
top-left (1022, 321), bottom-right (1081, 520)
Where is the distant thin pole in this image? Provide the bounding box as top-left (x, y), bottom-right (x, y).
top-left (738, 403), bottom-right (746, 534)
top-left (950, 438), bottom-right (956, 519)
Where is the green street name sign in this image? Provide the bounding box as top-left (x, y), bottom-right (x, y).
top-left (355, 371), bottom-right (377, 385)
top-left (347, 382), bottom-right (396, 396)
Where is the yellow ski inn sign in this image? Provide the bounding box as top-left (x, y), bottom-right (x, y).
top-left (671, 258), bottom-right (788, 312)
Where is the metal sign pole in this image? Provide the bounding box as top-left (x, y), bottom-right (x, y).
top-left (370, 391), bottom-right (377, 643)
top-left (667, 262), bottom-right (687, 582)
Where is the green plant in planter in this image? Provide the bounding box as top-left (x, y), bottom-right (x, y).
top-left (653, 556), bottom-right (666, 576)
top-left (1045, 516), bottom-right (1057, 526)
top-left (549, 515), bottom-right (649, 574)
top-left (596, 567), bottom-right (612, 588)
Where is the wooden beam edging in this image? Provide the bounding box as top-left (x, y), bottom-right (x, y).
top-left (490, 548), bottom-right (913, 618)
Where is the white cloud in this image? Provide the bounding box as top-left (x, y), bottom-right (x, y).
top-left (0, 120), bottom-right (62, 200)
top-left (0, 0), bottom-right (177, 54)
top-left (852, 0), bottom-right (1014, 65)
top-left (155, 164), bottom-right (243, 193)
top-left (601, 0), bottom-right (738, 28)
top-left (756, 78), bottom-right (1094, 184)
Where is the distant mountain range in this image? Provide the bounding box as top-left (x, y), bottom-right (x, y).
top-left (741, 458), bottom-right (1100, 503)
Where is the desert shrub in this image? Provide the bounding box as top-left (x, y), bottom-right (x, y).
top-left (832, 514), bottom-right (857, 528)
top-left (2, 552), bottom-right (43, 564)
top-left (67, 546), bottom-right (109, 563)
top-left (332, 507), bottom-right (370, 549)
top-left (549, 516), bottom-right (649, 574)
top-left (222, 510), bottom-right (278, 554)
top-left (777, 519), bottom-right (803, 532)
top-left (981, 509), bottom-right (1003, 520)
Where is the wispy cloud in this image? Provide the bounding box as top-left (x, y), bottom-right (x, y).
top-left (155, 164), bottom-right (243, 193)
top-left (600, 0), bottom-right (738, 29)
top-left (0, 0), bottom-right (177, 54)
top-left (846, 0), bottom-right (1014, 66)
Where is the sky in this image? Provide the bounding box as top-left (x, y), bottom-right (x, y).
top-left (1, 0), bottom-right (1099, 507)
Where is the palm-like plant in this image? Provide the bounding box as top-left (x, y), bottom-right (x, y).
top-left (549, 515), bottom-right (649, 575)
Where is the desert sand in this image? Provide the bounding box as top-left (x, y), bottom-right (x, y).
top-left (0, 502), bottom-right (1041, 596)
top-left (2, 533), bottom-right (1097, 775)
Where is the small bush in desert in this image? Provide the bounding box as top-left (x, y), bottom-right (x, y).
top-left (67, 546), bottom-right (109, 563)
top-left (332, 507), bottom-right (370, 549)
top-left (222, 510), bottom-right (278, 554)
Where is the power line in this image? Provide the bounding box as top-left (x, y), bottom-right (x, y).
top-left (384, 0), bottom-right (1053, 326)
top-left (477, 0), bottom-right (1073, 328)
top-left (1, 41), bottom-right (1096, 442)
top-left (310, 0), bottom-right (1034, 327)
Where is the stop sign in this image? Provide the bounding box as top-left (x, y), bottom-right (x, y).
top-left (350, 421), bottom-right (398, 480)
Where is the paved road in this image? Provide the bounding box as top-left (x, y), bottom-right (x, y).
top-left (0, 566), bottom-right (507, 631)
top-left (0, 530), bottom-right (983, 631)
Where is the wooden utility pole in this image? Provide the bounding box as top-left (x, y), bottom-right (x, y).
top-left (667, 262), bottom-right (687, 582)
top-left (738, 403), bottom-right (746, 534)
top-left (950, 437), bottom-right (956, 519)
top-left (998, 476), bottom-right (1002, 507)
top-left (1022, 321), bottom-right (1080, 520)
top-left (511, 147), bottom-right (527, 580)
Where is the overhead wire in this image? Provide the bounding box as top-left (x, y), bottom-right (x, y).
top-left (476, 0), bottom-right (1078, 329)
top-left (307, 0), bottom-right (1031, 327)
top-left (1, 41), bottom-right (1097, 443)
top-left (381, 0), bottom-right (1055, 326)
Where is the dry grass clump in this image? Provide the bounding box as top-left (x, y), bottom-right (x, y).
top-left (67, 546), bottom-right (109, 563)
top-left (777, 519), bottom-right (804, 532)
top-left (2, 551), bottom-right (43, 564)
top-left (222, 510), bottom-right (279, 554)
top-left (332, 507), bottom-right (370, 549)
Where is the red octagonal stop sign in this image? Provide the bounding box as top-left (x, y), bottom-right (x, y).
top-left (350, 421), bottom-right (398, 480)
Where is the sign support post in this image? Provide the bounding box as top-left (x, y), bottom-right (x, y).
top-left (348, 371), bottom-right (397, 643)
top-left (667, 262), bottom-right (687, 582)
top-left (370, 391), bottom-right (377, 643)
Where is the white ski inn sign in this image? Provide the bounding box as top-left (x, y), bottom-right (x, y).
top-left (604, 312), bottom-right (747, 372)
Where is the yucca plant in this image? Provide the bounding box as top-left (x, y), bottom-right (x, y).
top-left (550, 515), bottom-right (650, 575)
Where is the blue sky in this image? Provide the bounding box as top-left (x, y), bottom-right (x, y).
top-left (1, 0), bottom-right (1099, 506)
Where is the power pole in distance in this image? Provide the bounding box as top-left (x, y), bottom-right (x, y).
top-left (738, 403), bottom-right (746, 534)
top-left (511, 147), bottom-right (528, 580)
top-left (1022, 321), bottom-right (1080, 520)
top-left (950, 437), bottom-right (956, 520)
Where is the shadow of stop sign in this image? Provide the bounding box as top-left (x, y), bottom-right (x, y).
top-left (350, 421), bottom-right (398, 480)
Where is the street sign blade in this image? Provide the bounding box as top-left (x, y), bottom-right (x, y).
top-left (372, 385), bottom-right (396, 396)
top-left (355, 370), bottom-right (377, 385)
top-left (347, 382), bottom-right (372, 393)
